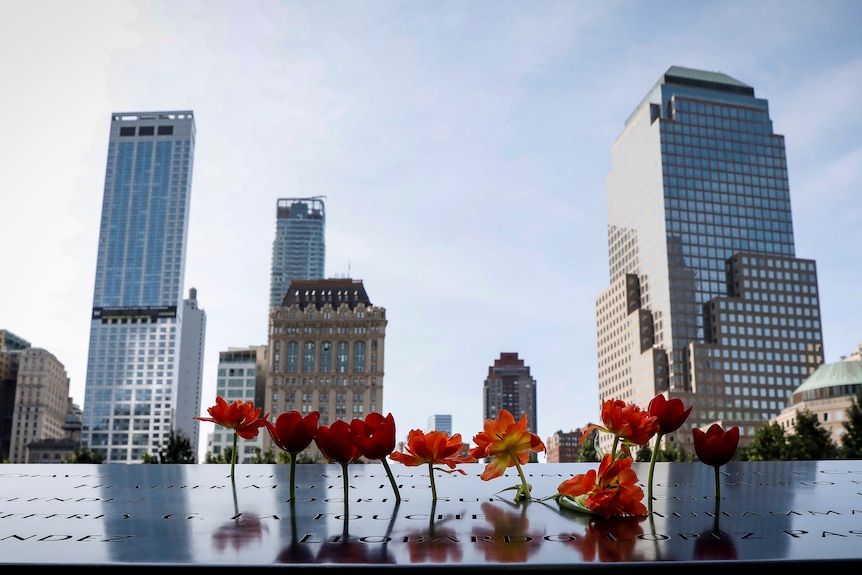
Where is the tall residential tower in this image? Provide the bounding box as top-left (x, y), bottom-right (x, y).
top-left (596, 67), bottom-right (824, 452)
top-left (81, 111), bottom-right (199, 463)
top-left (269, 197), bottom-right (326, 308)
top-left (482, 352), bottom-right (538, 461)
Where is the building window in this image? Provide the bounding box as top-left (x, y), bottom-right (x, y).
top-left (337, 342), bottom-right (349, 373)
top-left (353, 341), bottom-right (366, 372)
top-left (303, 342), bottom-right (316, 373)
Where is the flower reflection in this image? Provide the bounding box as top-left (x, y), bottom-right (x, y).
top-left (403, 501), bottom-right (463, 564)
top-left (212, 479), bottom-right (269, 552)
top-left (564, 515), bottom-right (647, 563)
top-left (212, 512), bottom-right (268, 552)
top-left (471, 502), bottom-right (542, 563)
top-left (692, 529), bottom-right (738, 561)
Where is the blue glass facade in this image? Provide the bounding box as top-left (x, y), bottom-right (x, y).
top-left (82, 111), bottom-right (196, 463)
top-left (269, 197), bottom-right (326, 308)
top-left (597, 68), bottom-right (824, 449)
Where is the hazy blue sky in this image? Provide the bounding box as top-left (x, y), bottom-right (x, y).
top-left (2, 1), bottom-right (860, 461)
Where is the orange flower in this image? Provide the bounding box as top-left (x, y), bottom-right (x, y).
top-left (195, 396), bottom-right (269, 440)
top-left (582, 399), bottom-right (659, 456)
top-left (470, 409), bottom-right (545, 501)
top-left (390, 429), bottom-right (475, 470)
top-left (389, 429), bottom-right (475, 501)
top-left (557, 453), bottom-right (647, 518)
top-left (470, 409), bottom-right (545, 480)
top-left (196, 397), bottom-right (269, 479)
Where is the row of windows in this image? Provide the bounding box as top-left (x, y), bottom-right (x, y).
top-left (118, 125), bottom-right (175, 136)
top-left (674, 98), bottom-right (767, 122)
top-left (272, 377), bottom-right (377, 387)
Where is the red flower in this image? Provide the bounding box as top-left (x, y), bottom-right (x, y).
top-left (350, 412), bottom-right (396, 460)
top-left (267, 410), bottom-right (319, 454)
top-left (692, 424), bottom-right (739, 467)
top-left (648, 394), bottom-right (692, 435)
top-left (581, 399), bottom-right (659, 453)
top-left (389, 429), bottom-right (475, 471)
top-left (195, 396), bottom-right (268, 440)
top-left (315, 419), bottom-right (362, 464)
top-left (557, 453), bottom-right (647, 518)
top-left (470, 409), bottom-right (545, 481)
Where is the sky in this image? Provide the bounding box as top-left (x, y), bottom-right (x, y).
top-left (1, 0), bottom-right (861, 462)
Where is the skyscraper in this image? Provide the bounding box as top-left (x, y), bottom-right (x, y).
top-left (482, 353), bottom-right (538, 461)
top-left (596, 67), bottom-right (824, 452)
top-left (175, 287), bottom-right (207, 459)
top-left (427, 414), bottom-right (453, 436)
top-left (269, 197), bottom-right (326, 308)
top-left (81, 111), bottom-right (197, 463)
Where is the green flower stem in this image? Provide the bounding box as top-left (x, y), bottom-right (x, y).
top-left (612, 435), bottom-right (620, 459)
top-left (381, 457), bottom-right (401, 502)
top-left (289, 452), bottom-right (296, 501)
top-left (513, 459), bottom-right (530, 501)
top-left (341, 462), bottom-right (350, 496)
top-left (713, 464), bottom-right (721, 502)
top-left (647, 432), bottom-right (664, 512)
top-left (230, 431), bottom-right (238, 480)
top-left (428, 462), bottom-right (438, 501)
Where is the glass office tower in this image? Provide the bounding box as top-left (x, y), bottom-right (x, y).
top-left (269, 197), bottom-right (326, 308)
top-left (81, 111), bottom-right (196, 463)
top-left (596, 67), bottom-right (824, 451)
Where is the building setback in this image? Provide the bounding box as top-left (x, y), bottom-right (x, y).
top-left (81, 111), bottom-right (199, 463)
top-left (264, 278), bottom-right (386, 463)
top-left (269, 197), bottom-right (326, 309)
top-left (596, 66), bottom-right (824, 453)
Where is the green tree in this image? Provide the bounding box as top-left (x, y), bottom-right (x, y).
top-left (636, 443), bottom-right (691, 462)
top-left (67, 447), bottom-right (105, 464)
top-left (252, 447), bottom-right (278, 463)
top-left (205, 449), bottom-right (229, 464)
top-left (577, 432), bottom-right (599, 462)
top-left (786, 410), bottom-right (838, 460)
top-left (745, 422), bottom-right (788, 461)
top-left (635, 444), bottom-right (652, 462)
top-left (840, 388), bottom-right (862, 459)
top-left (143, 430), bottom-right (197, 464)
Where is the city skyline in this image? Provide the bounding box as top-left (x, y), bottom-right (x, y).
top-left (2, 1), bottom-right (860, 461)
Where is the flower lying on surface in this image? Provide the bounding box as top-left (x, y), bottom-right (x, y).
top-left (548, 396), bottom-right (662, 517)
top-left (389, 429), bottom-right (476, 501)
top-left (470, 409), bottom-right (546, 502)
top-left (266, 410), bottom-right (320, 500)
top-left (350, 412), bottom-right (401, 502)
top-left (554, 453), bottom-right (648, 518)
top-left (645, 394), bottom-right (692, 509)
top-left (195, 397), bottom-right (269, 480)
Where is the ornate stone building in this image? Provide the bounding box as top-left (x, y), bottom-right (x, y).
top-left (263, 278), bottom-right (386, 462)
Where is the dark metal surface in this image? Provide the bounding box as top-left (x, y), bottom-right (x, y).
top-left (1, 461), bottom-right (861, 569)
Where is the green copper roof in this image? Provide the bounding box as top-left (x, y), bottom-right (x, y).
top-left (794, 361), bottom-right (862, 393)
